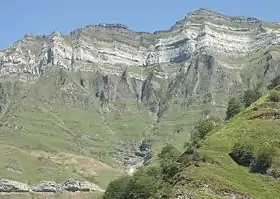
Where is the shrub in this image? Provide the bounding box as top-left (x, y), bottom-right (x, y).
top-left (103, 176), bottom-right (132, 199)
top-left (229, 143), bottom-right (254, 167)
top-left (269, 90), bottom-right (280, 102)
top-left (178, 148), bottom-right (219, 166)
top-left (226, 98), bottom-right (243, 120)
top-left (158, 144), bottom-right (180, 160)
top-left (127, 172), bottom-right (159, 199)
top-left (104, 167), bottom-right (162, 199)
top-left (242, 89), bottom-right (262, 107)
top-left (161, 160), bottom-right (182, 181)
top-left (250, 146), bottom-right (275, 174)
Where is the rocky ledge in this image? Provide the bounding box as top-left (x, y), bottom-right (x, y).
top-left (1, 8), bottom-right (280, 78)
top-left (0, 179), bottom-right (104, 193)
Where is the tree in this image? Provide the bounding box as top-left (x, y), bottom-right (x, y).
top-left (242, 89), bottom-right (262, 107)
top-left (226, 98), bottom-right (243, 120)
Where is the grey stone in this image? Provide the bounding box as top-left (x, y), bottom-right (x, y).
top-left (0, 179), bottom-right (30, 192)
top-left (62, 179), bottom-right (80, 192)
top-left (62, 179), bottom-right (104, 192)
top-left (79, 180), bottom-right (104, 192)
top-left (33, 181), bottom-right (58, 192)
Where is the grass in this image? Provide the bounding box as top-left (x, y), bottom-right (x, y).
top-left (2, 44), bottom-right (280, 198)
top-left (172, 91), bottom-right (280, 198)
top-left (119, 90), bottom-right (280, 198)
top-left (0, 66), bottom-right (212, 190)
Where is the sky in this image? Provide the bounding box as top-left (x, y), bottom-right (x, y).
top-left (1, 0), bottom-right (280, 50)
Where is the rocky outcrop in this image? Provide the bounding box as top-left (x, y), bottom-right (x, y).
top-left (33, 181), bottom-right (58, 192)
top-left (0, 179), bottom-right (30, 192)
top-left (60, 179), bottom-right (104, 192)
top-left (0, 8), bottom-right (280, 114)
top-left (1, 8), bottom-right (280, 80)
top-left (0, 179), bottom-right (104, 193)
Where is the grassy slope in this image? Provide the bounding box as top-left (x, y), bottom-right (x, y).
top-left (0, 65), bottom-right (229, 191)
top-left (172, 91), bottom-right (280, 198)
top-left (0, 69), bottom-right (165, 188)
top-left (0, 74), bottom-right (125, 188)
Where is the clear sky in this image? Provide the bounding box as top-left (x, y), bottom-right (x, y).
top-left (1, 0), bottom-right (280, 50)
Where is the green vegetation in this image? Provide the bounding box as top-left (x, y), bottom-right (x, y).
top-left (242, 89), bottom-right (262, 107)
top-left (189, 116), bottom-right (222, 146)
top-left (225, 88), bottom-right (262, 120)
top-left (225, 97), bottom-right (243, 120)
top-left (104, 144), bottom-right (182, 199)
top-left (103, 176), bottom-right (132, 199)
top-left (229, 142), bottom-right (254, 167)
top-left (268, 90), bottom-right (280, 102)
top-left (104, 88), bottom-right (280, 198)
top-left (267, 75), bottom-right (280, 90)
top-left (250, 145), bottom-right (275, 174)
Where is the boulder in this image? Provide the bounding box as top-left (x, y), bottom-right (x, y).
top-left (33, 181), bottom-right (58, 192)
top-left (62, 179), bottom-right (80, 192)
top-left (0, 179), bottom-right (30, 192)
top-left (80, 181), bottom-right (104, 192)
top-left (62, 179), bottom-right (104, 192)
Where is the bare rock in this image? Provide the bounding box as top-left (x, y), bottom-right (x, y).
top-left (79, 180), bottom-right (104, 192)
top-left (33, 181), bottom-right (58, 192)
top-left (62, 179), bottom-right (80, 192)
top-left (0, 179), bottom-right (30, 192)
top-left (62, 179), bottom-right (104, 192)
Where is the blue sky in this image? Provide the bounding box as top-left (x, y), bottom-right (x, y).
top-left (1, 0), bottom-right (280, 50)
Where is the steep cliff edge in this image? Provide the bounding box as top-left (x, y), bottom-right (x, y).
top-left (1, 8), bottom-right (280, 189)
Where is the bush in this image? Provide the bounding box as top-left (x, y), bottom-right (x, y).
top-left (250, 146), bottom-right (274, 174)
top-left (161, 160), bottom-right (182, 181)
top-left (104, 167), bottom-right (162, 199)
top-left (103, 176), bottom-right (132, 199)
top-left (178, 148), bottom-right (219, 167)
top-left (229, 143), bottom-right (254, 167)
top-left (242, 89), bottom-right (262, 107)
top-left (127, 171), bottom-right (159, 199)
top-left (269, 90), bottom-right (280, 102)
top-left (158, 144), bottom-right (180, 160)
top-left (226, 98), bottom-right (243, 120)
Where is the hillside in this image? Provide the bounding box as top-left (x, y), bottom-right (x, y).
top-left (103, 88), bottom-right (280, 198)
top-left (1, 8), bottom-right (280, 197)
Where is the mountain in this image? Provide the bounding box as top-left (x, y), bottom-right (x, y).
top-left (103, 88), bottom-right (280, 199)
top-left (1, 8), bottom-right (280, 196)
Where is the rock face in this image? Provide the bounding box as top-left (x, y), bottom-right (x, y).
top-left (1, 8), bottom-right (280, 188)
top-left (33, 181), bottom-right (58, 192)
top-left (62, 179), bottom-right (104, 192)
top-left (1, 9), bottom-right (280, 109)
top-left (0, 179), bottom-right (30, 192)
top-left (1, 8), bottom-right (280, 77)
top-left (0, 179), bottom-right (104, 193)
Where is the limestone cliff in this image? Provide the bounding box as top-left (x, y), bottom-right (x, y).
top-left (1, 8), bottom-right (280, 185)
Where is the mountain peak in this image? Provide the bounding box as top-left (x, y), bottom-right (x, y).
top-left (186, 8), bottom-right (262, 23)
